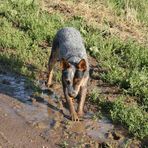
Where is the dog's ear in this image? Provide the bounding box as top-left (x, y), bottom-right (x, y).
top-left (77, 59), bottom-right (87, 71)
top-left (61, 58), bottom-right (71, 70)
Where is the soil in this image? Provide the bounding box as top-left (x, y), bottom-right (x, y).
top-left (0, 56), bottom-right (142, 147)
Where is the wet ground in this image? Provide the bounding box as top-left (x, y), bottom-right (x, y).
top-left (0, 69), bottom-right (142, 147)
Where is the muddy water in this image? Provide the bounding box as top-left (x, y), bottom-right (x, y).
top-left (0, 73), bottom-right (139, 147)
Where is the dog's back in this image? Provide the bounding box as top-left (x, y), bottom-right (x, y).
top-left (54, 27), bottom-right (88, 64)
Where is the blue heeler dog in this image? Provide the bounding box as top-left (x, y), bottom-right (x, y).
top-left (47, 27), bottom-right (89, 121)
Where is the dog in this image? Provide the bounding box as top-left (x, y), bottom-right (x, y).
top-left (47, 27), bottom-right (89, 121)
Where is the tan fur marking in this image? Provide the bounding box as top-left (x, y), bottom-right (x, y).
top-left (61, 59), bottom-right (71, 70)
top-left (77, 59), bottom-right (87, 71)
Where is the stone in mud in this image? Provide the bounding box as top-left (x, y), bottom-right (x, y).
top-left (111, 131), bottom-right (121, 140)
top-left (35, 122), bottom-right (49, 129)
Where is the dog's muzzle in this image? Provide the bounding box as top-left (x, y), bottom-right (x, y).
top-left (67, 85), bottom-right (77, 98)
top-left (68, 91), bottom-right (77, 98)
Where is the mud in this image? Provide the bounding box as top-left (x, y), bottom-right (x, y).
top-left (0, 71), bottom-right (142, 148)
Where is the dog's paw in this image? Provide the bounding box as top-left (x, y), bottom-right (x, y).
top-left (47, 84), bottom-right (51, 88)
top-left (71, 112), bottom-right (79, 122)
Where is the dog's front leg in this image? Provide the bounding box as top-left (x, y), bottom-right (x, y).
top-left (77, 86), bottom-right (87, 117)
top-left (64, 89), bottom-right (79, 121)
top-left (68, 96), bottom-right (79, 121)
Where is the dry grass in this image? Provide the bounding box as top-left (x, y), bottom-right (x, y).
top-left (43, 0), bottom-right (148, 45)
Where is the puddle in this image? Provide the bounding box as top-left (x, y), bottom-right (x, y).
top-left (86, 117), bottom-right (114, 142)
top-left (0, 73), bottom-right (32, 102)
top-left (0, 73), bottom-right (141, 147)
top-left (66, 115), bottom-right (128, 147)
top-left (0, 73), bottom-right (57, 128)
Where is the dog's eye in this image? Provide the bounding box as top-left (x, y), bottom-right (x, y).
top-left (75, 70), bottom-right (83, 78)
top-left (66, 80), bottom-right (71, 85)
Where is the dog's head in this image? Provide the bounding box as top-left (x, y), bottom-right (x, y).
top-left (61, 58), bottom-right (87, 98)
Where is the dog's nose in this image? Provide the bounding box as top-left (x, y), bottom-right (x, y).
top-left (68, 91), bottom-right (77, 98)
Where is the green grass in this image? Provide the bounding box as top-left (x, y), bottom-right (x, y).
top-left (0, 0), bottom-right (88, 78)
top-left (0, 0), bottom-right (148, 140)
top-left (91, 38), bottom-right (148, 109)
top-left (89, 88), bottom-right (101, 103)
top-left (110, 98), bottom-right (148, 139)
top-left (0, 0), bottom-right (63, 77)
top-left (98, 97), bottom-right (148, 139)
top-left (82, 24), bottom-right (148, 110)
top-left (108, 0), bottom-right (148, 24)
top-left (53, 70), bottom-right (62, 83)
